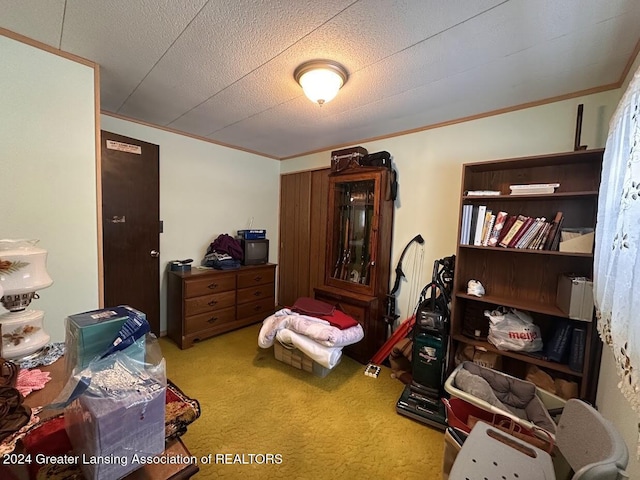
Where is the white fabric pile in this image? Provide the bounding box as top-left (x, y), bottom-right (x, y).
top-left (258, 308), bottom-right (364, 369)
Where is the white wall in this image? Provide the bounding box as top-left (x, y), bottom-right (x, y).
top-left (282, 91), bottom-right (619, 322)
top-left (282, 89), bottom-right (640, 475)
top-left (0, 34), bottom-right (99, 343)
top-left (100, 115), bottom-right (281, 334)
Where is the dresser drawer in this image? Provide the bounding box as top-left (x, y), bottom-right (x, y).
top-left (184, 273), bottom-right (235, 298)
top-left (185, 306), bottom-right (236, 335)
top-left (237, 283), bottom-right (275, 305)
top-left (237, 267), bottom-right (275, 289)
top-left (237, 296), bottom-right (275, 320)
top-left (167, 264), bottom-right (276, 349)
top-left (184, 290), bottom-right (236, 317)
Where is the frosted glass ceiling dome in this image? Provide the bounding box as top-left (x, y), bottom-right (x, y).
top-left (294, 60), bottom-right (348, 106)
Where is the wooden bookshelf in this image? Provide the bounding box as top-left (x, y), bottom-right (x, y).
top-left (450, 149), bottom-right (603, 404)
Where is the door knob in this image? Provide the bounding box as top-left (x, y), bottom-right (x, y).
top-left (150, 250), bottom-right (160, 258)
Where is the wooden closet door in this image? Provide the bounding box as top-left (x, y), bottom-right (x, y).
top-left (278, 169), bottom-right (329, 307)
top-left (309, 169), bottom-right (329, 291)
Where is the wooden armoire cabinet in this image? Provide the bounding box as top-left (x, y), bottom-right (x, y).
top-left (278, 168), bottom-right (330, 307)
top-left (314, 167), bottom-right (394, 364)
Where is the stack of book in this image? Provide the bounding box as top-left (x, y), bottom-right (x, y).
top-left (460, 204), bottom-right (495, 246)
top-left (460, 207), bottom-right (564, 250)
top-left (509, 183), bottom-right (560, 195)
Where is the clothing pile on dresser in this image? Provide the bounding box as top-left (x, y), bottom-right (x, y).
top-left (202, 233), bottom-right (243, 270)
top-left (258, 298), bottom-right (364, 369)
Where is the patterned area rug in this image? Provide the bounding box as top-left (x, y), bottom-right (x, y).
top-left (166, 379), bottom-right (201, 440)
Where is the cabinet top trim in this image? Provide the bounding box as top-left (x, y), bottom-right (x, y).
top-left (463, 149), bottom-right (604, 171)
top-left (170, 263), bottom-right (276, 278)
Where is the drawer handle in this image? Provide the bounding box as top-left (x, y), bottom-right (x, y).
top-left (207, 317), bottom-right (219, 324)
top-left (253, 305), bottom-right (263, 311)
top-left (253, 291), bottom-right (262, 297)
top-left (208, 283), bottom-right (218, 289)
top-left (208, 300), bottom-right (218, 306)
top-left (253, 275), bottom-right (262, 282)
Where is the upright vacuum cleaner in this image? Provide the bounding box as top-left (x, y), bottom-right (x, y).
top-left (396, 254), bottom-right (455, 429)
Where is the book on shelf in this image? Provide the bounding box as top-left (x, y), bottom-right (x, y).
top-left (509, 183), bottom-right (560, 189)
top-left (536, 222), bottom-right (553, 250)
top-left (543, 212), bottom-right (564, 250)
top-left (464, 205), bottom-right (473, 244)
top-left (473, 205), bottom-right (487, 246)
top-left (478, 209), bottom-right (493, 246)
top-left (545, 319), bottom-right (572, 363)
top-left (510, 188), bottom-right (557, 195)
top-left (487, 211), bottom-right (509, 246)
top-left (507, 216), bottom-right (535, 248)
top-left (531, 222), bottom-right (551, 249)
top-left (472, 210), bottom-right (567, 251)
top-left (516, 217), bottom-right (546, 249)
top-left (465, 190), bottom-right (501, 196)
top-left (496, 215), bottom-right (517, 245)
top-left (482, 213), bottom-right (496, 246)
top-left (516, 218), bottom-right (541, 248)
top-left (477, 208), bottom-right (491, 245)
top-left (568, 325), bottom-right (587, 372)
top-left (469, 206), bottom-right (480, 245)
top-left (499, 214), bottom-right (527, 247)
top-left (459, 205), bottom-right (466, 244)
top-left (509, 183), bottom-right (560, 195)
top-left (460, 204), bottom-right (473, 244)
top-left (549, 215), bottom-right (565, 251)
top-left (550, 216), bottom-right (565, 250)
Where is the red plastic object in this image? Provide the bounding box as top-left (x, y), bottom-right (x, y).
top-left (443, 397), bottom-right (537, 438)
top-left (369, 315), bottom-right (415, 365)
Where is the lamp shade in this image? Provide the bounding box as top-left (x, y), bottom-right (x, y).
top-left (294, 60), bottom-right (348, 105)
top-left (0, 239), bottom-right (53, 295)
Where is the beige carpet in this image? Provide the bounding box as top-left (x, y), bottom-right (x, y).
top-left (161, 323), bottom-right (444, 479)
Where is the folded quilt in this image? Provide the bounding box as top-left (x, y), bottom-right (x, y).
top-left (258, 308), bottom-right (364, 349)
top-left (316, 308), bottom-right (359, 330)
top-left (275, 329), bottom-right (342, 369)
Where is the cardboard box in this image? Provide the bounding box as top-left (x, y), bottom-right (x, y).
top-left (65, 305), bottom-right (146, 378)
top-left (559, 229), bottom-right (594, 253)
top-left (64, 356), bottom-right (165, 480)
top-left (556, 274), bottom-right (594, 321)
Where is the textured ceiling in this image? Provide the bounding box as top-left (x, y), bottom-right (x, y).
top-left (2, 0), bottom-right (639, 159)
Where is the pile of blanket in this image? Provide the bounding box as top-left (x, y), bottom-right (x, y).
top-left (258, 300), bottom-right (364, 370)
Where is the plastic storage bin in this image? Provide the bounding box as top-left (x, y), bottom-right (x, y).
top-left (273, 341), bottom-right (338, 378)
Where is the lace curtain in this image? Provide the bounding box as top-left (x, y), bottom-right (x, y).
top-left (594, 64), bottom-right (640, 414)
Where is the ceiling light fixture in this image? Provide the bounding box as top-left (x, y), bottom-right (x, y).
top-left (294, 60), bottom-right (348, 106)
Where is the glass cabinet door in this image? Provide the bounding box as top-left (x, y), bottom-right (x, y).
top-left (326, 171), bottom-right (381, 295)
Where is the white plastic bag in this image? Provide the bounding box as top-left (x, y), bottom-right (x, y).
top-left (485, 308), bottom-right (543, 352)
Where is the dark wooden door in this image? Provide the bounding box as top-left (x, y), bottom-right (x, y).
top-left (101, 131), bottom-right (160, 334)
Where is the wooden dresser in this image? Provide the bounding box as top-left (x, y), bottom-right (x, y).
top-left (167, 264), bottom-right (276, 349)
